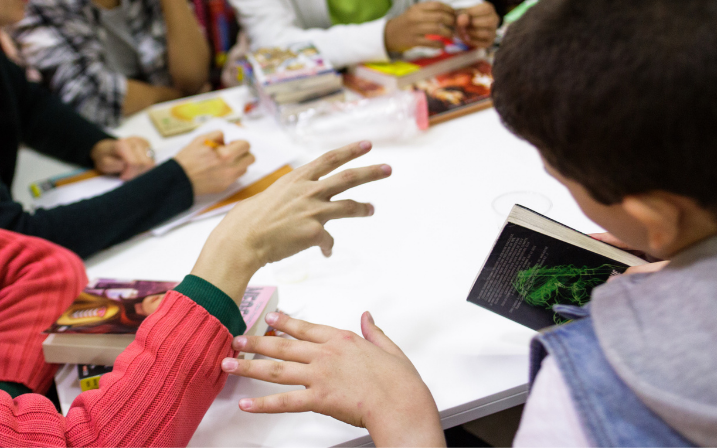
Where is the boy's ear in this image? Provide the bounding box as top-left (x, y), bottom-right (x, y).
top-left (621, 194), bottom-right (681, 255)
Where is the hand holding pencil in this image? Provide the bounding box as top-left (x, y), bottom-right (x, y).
top-left (173, 131), bottom-right (255, 196)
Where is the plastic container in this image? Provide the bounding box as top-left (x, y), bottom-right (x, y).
top-left (284, 90), bottom-right (429, 149)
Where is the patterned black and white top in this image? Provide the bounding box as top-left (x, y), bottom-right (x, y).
top-left (11, 0), bottom-right (171, 127)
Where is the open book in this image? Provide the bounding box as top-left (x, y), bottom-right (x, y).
top-left (31, 120), bottom-right (299, 235)
top-left (467, 205), bottom-right (648, 330)
top-left (43, 279), bottom-right (279, 366)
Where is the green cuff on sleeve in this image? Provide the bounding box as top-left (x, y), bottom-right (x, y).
top-left (0, 382), bottom-right (31, 398)
top-left (174, 275), bottom-right (246, 337)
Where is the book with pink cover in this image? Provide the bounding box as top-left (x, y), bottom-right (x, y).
top-left (43, 279), bottom-right (279, 365)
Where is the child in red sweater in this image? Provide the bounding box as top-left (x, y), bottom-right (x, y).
top-left (0, 141), bottom-right (390, 446)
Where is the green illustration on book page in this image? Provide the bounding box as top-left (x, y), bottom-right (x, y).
top-left (513, 264), bottom-right (622, 324)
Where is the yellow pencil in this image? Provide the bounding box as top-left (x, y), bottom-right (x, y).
top-left (204, 139), bottom-right (220, 149)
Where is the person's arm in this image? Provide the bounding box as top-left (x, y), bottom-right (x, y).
top-left (159, 0), bottom-right (210, 95)
top-left (10, 5), bottom-right (179, 127)
top-left (0, 53), bottom-right (155, 177)
top-left (231, 0), bottom-right (392, 68)
top-left (0, 140), bottom-right (391, 446)
top-left (0, 280), bottom-right (244, 447)
top-left (122, 80), bottom-right (183, 117)
top-left (2, 53), bottom-right (111, 167)
top-left (0, 230), bottom-right (88, 396)
top-left (0, 161), bottom-right (192, 258)
top-left (0, 131), bottom-right (255, 258)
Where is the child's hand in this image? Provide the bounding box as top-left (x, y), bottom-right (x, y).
top-left (591, 233), bottom-right (669, 278)
top-left (191, 141), bottom-right (392, 301)
top-left (91, 137), bottom-right (155, 180)
top-left (455, 3), bottom-right (500, 48)
top-left (221, 312), bottom-right (446, 447)
top-left (174, 131), bottom-right (256, 196)
top-left (385, 2), bottom-right (455, 53)
top-left (591, 232), bottom-right (665, 262)
top-left (622, 261), bottom-right (670, 276)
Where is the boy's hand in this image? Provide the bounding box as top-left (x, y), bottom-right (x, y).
top-left (591, 232), bottom-right (669, 278)
top-left (455, 3), bottom-right (500, 48)
top-left (385, 2), bottom-right (455, 53)
top-left (191, 141), bottom-right (392, 300)
top-left (221, 312), bottom-right (445, 447)
top-left (174, 131), bottom-right (256, 196)
top-left (622, 261), bottom-right (670, 276)
top-left (91, 137), bottom-right (155, 180)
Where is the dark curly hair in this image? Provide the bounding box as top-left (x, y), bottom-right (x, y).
top-left (492, 0), bottom-right (717, 216)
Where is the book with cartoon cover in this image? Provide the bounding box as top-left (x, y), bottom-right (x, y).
top-left (412, 60), bottom-right (494, 125)
top-left (43, 279), bottom-right (279, 365)
top-left (45, 279), bottom-right (178, 335)
top-left (248, 42), bottom-right (335, 86)
top-left (148, 97), bottom-right (241, 137)
top-left (467, 205), bottom-right (648, 330)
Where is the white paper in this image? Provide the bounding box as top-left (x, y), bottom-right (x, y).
top-left (32, 119), bottom-right (300, 235)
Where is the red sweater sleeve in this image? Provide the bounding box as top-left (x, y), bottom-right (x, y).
top-left (0, 290), bottom-right (236, 447)
top-left (0, 229), bottom-right (87, 393)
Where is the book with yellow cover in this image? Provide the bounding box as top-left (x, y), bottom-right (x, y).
top-left (148, 97), bottom-right (241, 137)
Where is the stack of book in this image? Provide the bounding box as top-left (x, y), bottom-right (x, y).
top-left (43, 278), bottom-right (279, 366)
top-left (247, 42), bottom-right (345, 119)
top-left (349, 39), bottom-right (494, 125)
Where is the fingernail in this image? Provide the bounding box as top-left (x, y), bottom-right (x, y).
top-left (366, 311), bottom-right (375, 325)
top-left (359, 141), bottom-right (372, 151)
top-left (367, 204), bottom-right (375, 216)
top-left (381, 164), bottom-right (392, 175)
top-left (233, 336), bottom-right (247, 350)
top-left (266, 312), bottom-right (279, 325)
top-left (239, 398), bottom-right (253, 410)
top-left (324, 248), bottom-right (333, 257)
top-left (222, 358), bottom-right (239, 371)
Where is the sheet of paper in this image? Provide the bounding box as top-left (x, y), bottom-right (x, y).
top-left (32, 119), bottom-right (301, 235)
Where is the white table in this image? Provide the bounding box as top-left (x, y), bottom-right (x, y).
top-left (19, 99), bottom-right (602, 446)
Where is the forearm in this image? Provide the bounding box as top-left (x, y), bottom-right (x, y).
top-left (0, 160), bottom-right (193, 258)
top-left (190, 229), bottom-right (262, 303)
top-left (237, 0), bottom-right (389, 69)
top-left (160, 0), bottom-right (210, 94)
top-left (0, 279), bottom-right (245, 446)
top-left (123, 80), bottom-right (183, 116)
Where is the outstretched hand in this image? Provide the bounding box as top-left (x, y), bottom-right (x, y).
top-left (221, 312), bottom-right (445, 447)
top-left (190, 141), bottom-right (392, 301)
